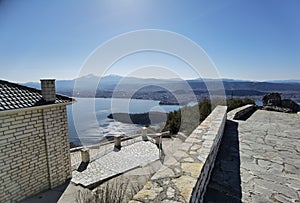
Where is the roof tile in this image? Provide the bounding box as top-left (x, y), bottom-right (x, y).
top-left (0, 80), bottom-right (74, 111)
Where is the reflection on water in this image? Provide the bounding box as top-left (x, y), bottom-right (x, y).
top-left (255, 100), bottom-right (263, 106)
top-left (67, 98), bottom-right (180, 146)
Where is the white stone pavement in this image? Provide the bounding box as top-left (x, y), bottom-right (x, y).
top-left (205, 110), bottom-right (300, 202)
top-left (70, 136), bottom-right (142, 170)
top-left (71, 138), bottom-right (159, 188)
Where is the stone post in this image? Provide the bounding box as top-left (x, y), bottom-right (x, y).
top-left (154, 133), bottom-right (163, 160)
top-left (142, 127), bottom-right (148, 141)
top-left (81, 148), bottom-right (90, 163)
top-left (154, 133), bottom-right (162, 145)
top-left (114, 135), bottom-right (122, 149)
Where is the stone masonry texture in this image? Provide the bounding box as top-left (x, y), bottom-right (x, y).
top-left (130, 106), bottom-right (227, 203)
top-left (40, 79), bottom-right (56, 103)
top-left (204, 110), bottom-right (300, 202)
top-left (0, 105), bottom-right (71, 203)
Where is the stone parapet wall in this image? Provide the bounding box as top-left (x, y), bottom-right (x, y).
top-left (0, 105), bottom-right (71, 203)
top-left (227, 104), bottom-right (256, 120)
top-left (130, 106), bottom-right (227, 203)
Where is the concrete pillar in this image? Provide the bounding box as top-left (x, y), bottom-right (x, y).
top-left (142, 127), bottom-right (148, 141)
top-left (81, 148), bottom-right (90, 163)
top-left (40, 79), bottom-right (56, 103)
top-left (114, 135), bottom-right (122, 149)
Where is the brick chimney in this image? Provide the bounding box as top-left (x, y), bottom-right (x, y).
top-left (40, 79), bottom-right (56, 103)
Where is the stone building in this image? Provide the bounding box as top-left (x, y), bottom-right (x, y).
top-left (0, 79), bottom-right (74, 203)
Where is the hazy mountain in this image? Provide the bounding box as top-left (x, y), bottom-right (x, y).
top-left (23, 74), bottom-right (119, 91)
top-left (23, 82), bottom-right (41, 89)
top-left (22, 74), bottom-right (300, 102)
top-left (187, 78), bottom-right (251, 83)
top-left (265, 80), bottom-right (300, 84)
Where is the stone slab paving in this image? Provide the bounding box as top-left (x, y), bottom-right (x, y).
top-left (204, 110), bottom-right (300, 202)
top-left (71, 139), bottom-right (159, 188)
top-left (70, 136), bottom-right (142, 170)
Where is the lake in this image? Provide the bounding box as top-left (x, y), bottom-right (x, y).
top-left (67, 98), bottom-right (299, 146)
top-left (67, 98), bottom-right (180, 146)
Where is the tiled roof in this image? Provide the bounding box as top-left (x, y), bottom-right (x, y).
top-left (0, 80), bottom-right (74, 111)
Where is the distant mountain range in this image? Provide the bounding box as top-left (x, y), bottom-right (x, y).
top-left (264, 80), bottom-right (300, 84)
top-left (23, 74), bottom-right (300, 103)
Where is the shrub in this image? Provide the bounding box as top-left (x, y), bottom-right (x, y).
top-left (227, 97), bottom-right (255, 112)
top-left (163, 98), bottom-right (210, 135)
top-left (75, 177), bottom-right (141, 203)
top-left (163, 97), bottom-right (255, 135)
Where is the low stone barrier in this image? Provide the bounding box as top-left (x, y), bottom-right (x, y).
top-left (227, 104), bottom-right (256, 120)
top-left (130, 106), bottom-right (227, 203)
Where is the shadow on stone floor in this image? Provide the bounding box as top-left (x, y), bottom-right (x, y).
top-left (18, 179), bottom-right (71, 203)
top-left (203, 120), bottom-right (242, 203)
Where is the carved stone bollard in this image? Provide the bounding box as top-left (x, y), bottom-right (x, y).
top-left (114, 135), bottom-right (122, 149)
top-left (81, 148), bottom-right (90, 163)
top-left (154, 133), bottom-right (163, 160)
top-left (142, 127), bottom-right (148, 141)
top-left (154, 133), bottom-right (162, 145)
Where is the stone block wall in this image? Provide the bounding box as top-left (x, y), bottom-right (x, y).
top-left (227, 104), bottom-right (256, 120)
top-left (40, 79), bottom-right (56, 103)
top-left (130, 106), bottom-right (227, 203)
top-left (0, 105), bottom-right (71, 203)
top-left (43, 106), bottom-right (72, 188)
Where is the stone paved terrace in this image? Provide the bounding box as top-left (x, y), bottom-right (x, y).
top-left (70, 136), bottom-right (144, 170)
top-left (204, 109), bottom-right (300, 202)
top-left (71, 136), bottom-right (160, 188)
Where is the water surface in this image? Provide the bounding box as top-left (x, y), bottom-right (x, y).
top-left (67, 98), bottom-right (180, 146)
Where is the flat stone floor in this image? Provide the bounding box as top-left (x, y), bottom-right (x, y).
top-left (204, 110), bottom-right (300, 202)
top-left (70, 136), bottom-right (143, 170)
top-left (71, 139), bottom-right (160, 188)
top-left (19, 135), bottom-right (184, 203)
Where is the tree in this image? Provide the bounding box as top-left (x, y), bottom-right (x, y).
top-left (199, 97), bottom-right (212, 122)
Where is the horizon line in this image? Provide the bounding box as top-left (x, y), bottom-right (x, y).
top-left (6, 74), bottom-right (300, 84)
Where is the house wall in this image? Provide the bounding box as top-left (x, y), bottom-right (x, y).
top-left (0, 105), bottom-right (71, 203)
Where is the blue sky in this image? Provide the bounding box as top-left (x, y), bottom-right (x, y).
top-left (0, 0), bottom-right (299, 82)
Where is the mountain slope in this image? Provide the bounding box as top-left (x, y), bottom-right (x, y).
top-left (22, 75), bottom-right (300, 102)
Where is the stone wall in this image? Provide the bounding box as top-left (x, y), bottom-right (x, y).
top-left (130, 106), bottom-right (227, 203)
top-left (227, 104), bottom-right (256, 120)
top-left (43, 106), bottom-right (72, 188)
top-left (0, 105), bottom-right (71, 203)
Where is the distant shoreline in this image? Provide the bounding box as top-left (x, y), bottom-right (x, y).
top-left (159, 101), bottom-right (180, 105)
top-left (69, 96), bottom-right (300, 104)
top-left (107, 112), bottom-right (168, 125)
